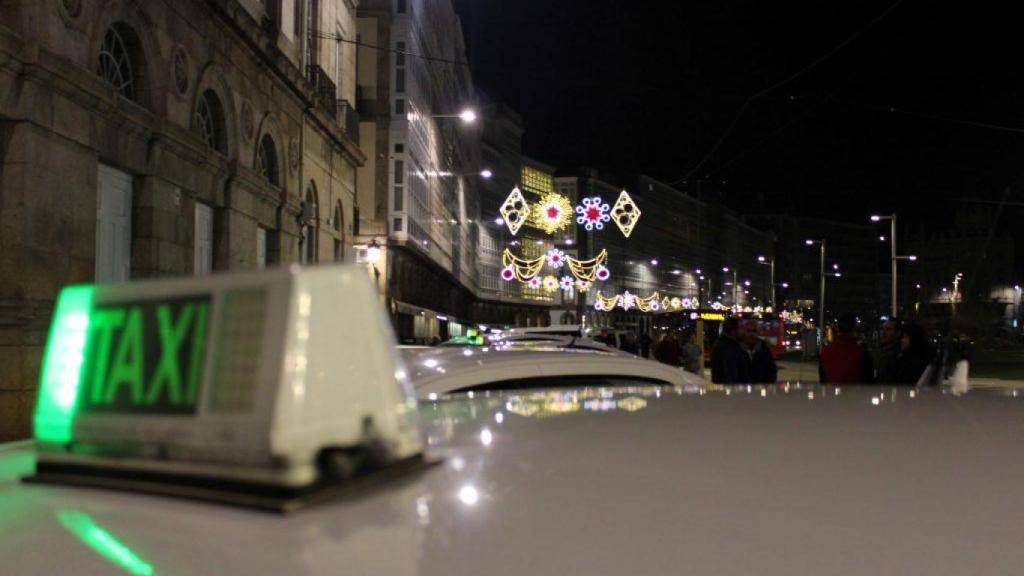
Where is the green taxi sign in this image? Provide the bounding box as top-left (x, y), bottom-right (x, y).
top-left (34, 288), bottom-right (211, 444)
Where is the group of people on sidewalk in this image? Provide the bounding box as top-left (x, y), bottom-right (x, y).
top-left (819, 313), bottom-right (932, 385)
top-left (709, 318), bottom-right (778, 384)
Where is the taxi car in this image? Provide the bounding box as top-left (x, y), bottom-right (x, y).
top-left (401, 345), bottom-right (701, 399)
top-left (2, 267), bottom-right (1023, 575)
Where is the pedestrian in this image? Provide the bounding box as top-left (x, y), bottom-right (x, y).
top-left (897, 323), bottom-right (933, 385)
top-left (639, 330), bottom-right (653, 358)
top-left (680, 331), bottom-right (702, 374)
top-left (819, 313), bottom-right (874, 384)
top-left (711, 317), bottom-right (748, 384)
top-left (620, 332), bottom-right (639, 355)
top-left (874, 318), bottom-right (902, 383)
top-left (654, 331), bottom-right (683, 367)
top-left (740, 319), bottom-right (778, 383)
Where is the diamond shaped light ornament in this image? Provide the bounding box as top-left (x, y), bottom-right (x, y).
top-left (500, 187), bottom-right (529, 235)
top-left (611, 190), bottom-right (641, 238)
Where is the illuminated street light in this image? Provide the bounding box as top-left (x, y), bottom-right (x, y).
top-left (480, 169), bottom-right (493, 179)
top-left (494, 217), bottom-right (504, 225)
top-left (459, 109), bottom-right (478, 123)
top-left (870, 215), bottom-right (882, 222)
top-left (368, 236), bottom-right (385, 264)
top-left (650, 259), bottom-right (659, 266)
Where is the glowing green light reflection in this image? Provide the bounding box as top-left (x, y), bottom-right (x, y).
top-left (34, 285), bottom-right (95, 443)
top-left (57, 510), bottom-right (155, 576)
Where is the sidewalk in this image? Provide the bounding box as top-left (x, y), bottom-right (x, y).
top-left (776, 360), bottom-right (1024, 388)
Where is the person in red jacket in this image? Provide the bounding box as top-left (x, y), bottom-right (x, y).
top-left (819, 313), bottom-right (875, 384)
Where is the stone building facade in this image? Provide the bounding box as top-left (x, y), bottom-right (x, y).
top-left (0, 0), bottom-right (364, 440)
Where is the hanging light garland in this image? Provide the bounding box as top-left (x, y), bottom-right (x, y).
top-left (575, 279), bottom-right (592, 293)
top-left (501, 248), bottom-right (544, 281)
top-left (575, 196), bottom-right (611, 231)
top-left (566, 249), bottom-right (609, 283)
top-left (531, 192), bottom-right (573, 234)
top-left (593, 291), bottom-right (662, 312)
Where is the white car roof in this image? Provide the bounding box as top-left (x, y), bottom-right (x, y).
top-left (400, 346), bottom-right (700, 398)
top-left (2, 385), bottom-right (1023, 575)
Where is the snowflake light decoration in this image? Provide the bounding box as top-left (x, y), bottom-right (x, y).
top-left (546, 248), bottom-right (566, 269)
top-left (621, 291), bottom-right (635, 311)
top-left (681, 298), bottom-right (692, 309)
top-left (575, 196), bottom-right (611, 231)
top-left (542, 275), bottom-right (559, 293)
top-left (560, 276), bottom-right (575, 291)
top-left (532, 192), bottom-right (573, 234)
top-left (527, 277), bottom-right (542, 290)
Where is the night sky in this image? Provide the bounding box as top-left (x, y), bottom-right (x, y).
top-left (453, 0), bottom-right (1024, 241)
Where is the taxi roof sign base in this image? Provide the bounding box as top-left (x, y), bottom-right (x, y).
top-left (25, 454), bottom-right (436, 514)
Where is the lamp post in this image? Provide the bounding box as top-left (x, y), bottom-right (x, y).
top-left (757, 255), bottom-right (775, 308)
top-left (722, 267), bottom-right (738, 306)
top-left (871, 214), bottom-right (919, 318)
top-left (806, 239), bottom-right (827, 338)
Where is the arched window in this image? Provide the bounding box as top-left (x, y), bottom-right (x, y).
top-left (194, 90), bottom-right (227, 154)
top-left (333, 201), bottom-right (343, 262)
top-left (256, 134), bottom-right (278, 185)
top-left (97, 24), bottom-right (144, 103)
top-left (303, 183), bottom-right (319, 264)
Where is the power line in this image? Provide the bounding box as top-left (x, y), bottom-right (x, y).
top-left (673, 0), bottom-right (910, 184)
top-left (837, 99), bottom-right (1024, 134)
top-left (312, 31), bottom-right (471, 68)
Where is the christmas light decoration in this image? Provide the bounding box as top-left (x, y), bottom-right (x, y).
top-left (610, 190), bottom-right (641, 238)
top-left (566, 249), bottom-right (609, 283)
top-left (546, 248), bottom-right (566, 269)
top-left (527, 277), bottom-right (542, 289)
top-left (531, 192), bottom-right (573, 234)
top-left (542, 275), bottom-right (559, 293)
top-left (595, 265), bottom-right (610, 282)
top-left (593, 291), bottom-right (661, 312)
top-left (500, 266), bottom-right (515, 281)
top-left (560, 276), bottom-right (575, 291)
top-left (499, 187), bottom-right (529, 235)
top-left (681, 298), bottom-right (692, 309)
top-left (575, 279), bottom-right (591, 292)
top-left (575, 196), bottom-right (611, 231)
top-left (502, 248), bottom-right (544, 281)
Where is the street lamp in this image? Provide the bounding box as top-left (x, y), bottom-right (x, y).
top-left (366, 238), bottom-right (382, 264)
top-left (432, 108), bottom-right (478, 124)
top-left (480, 169), bottom-right (493, 179)
top-left (757, 255), bottom-right (775, 308)
top-left (870, 213), bottom-right (918, 318)
top-left (806, 239), bottom-right (827, 338)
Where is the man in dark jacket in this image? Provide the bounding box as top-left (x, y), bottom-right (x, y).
top-left (711, 318), bottom-right (749, 383)
top-left (740, 319), bottom-right (778, 383)
top-left (874, 318), bottom-right (902, 383)
top-left (819, 313), bottom-right (874, 384)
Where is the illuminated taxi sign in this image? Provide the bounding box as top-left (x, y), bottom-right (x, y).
top-left (79, 296), bottom-right (210, 415)
top-left (31, 266), bottom-right (424, 493)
